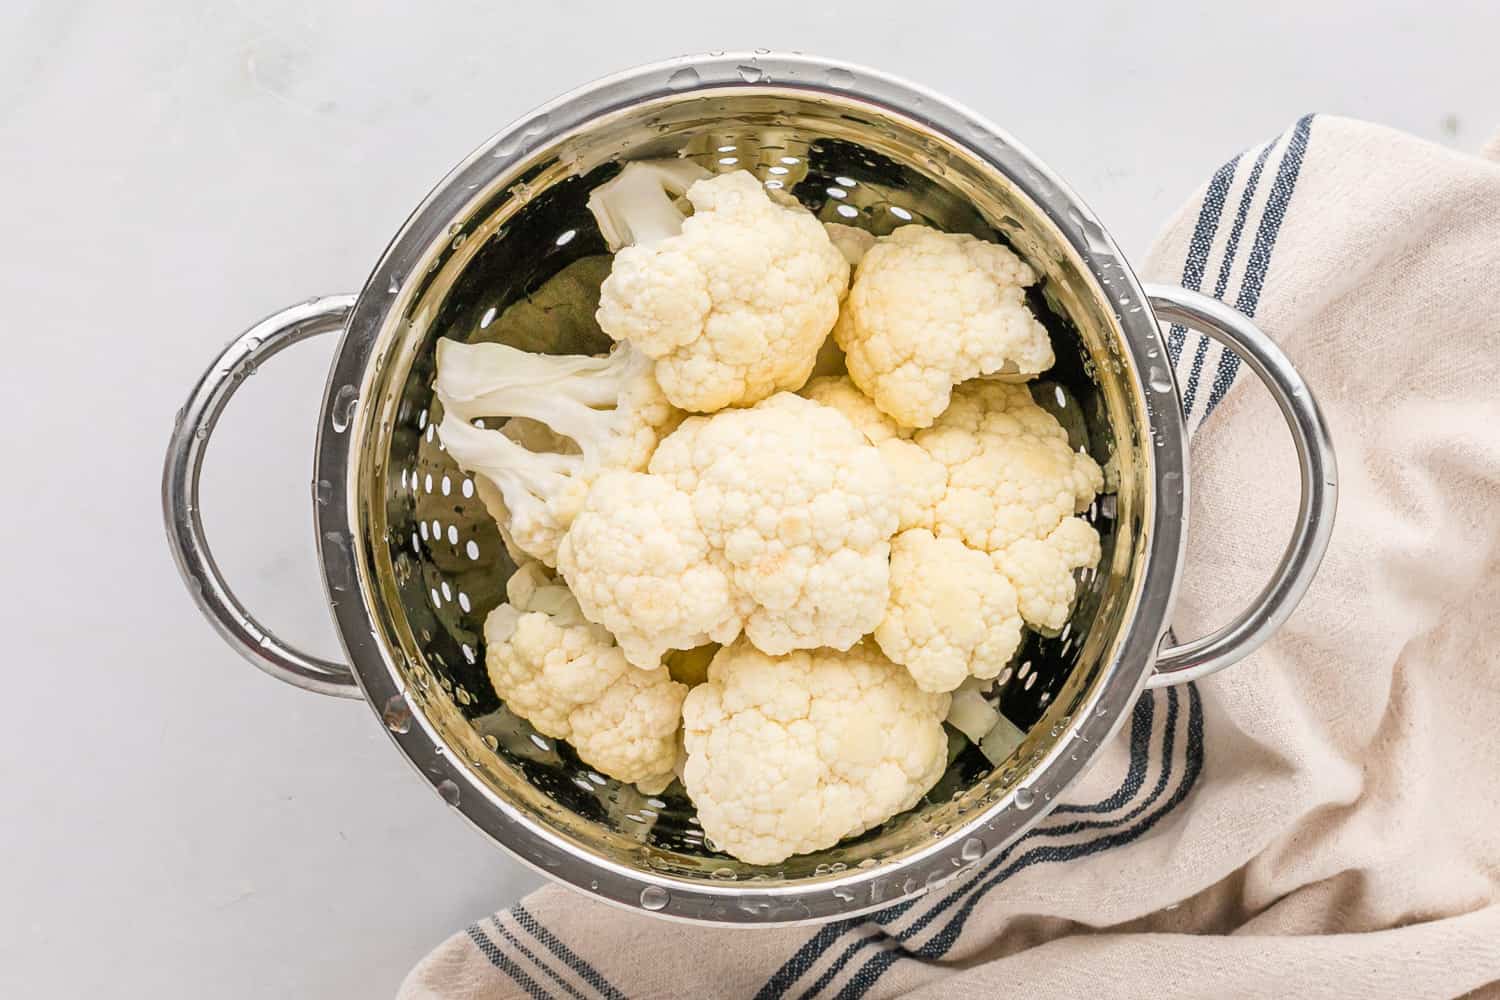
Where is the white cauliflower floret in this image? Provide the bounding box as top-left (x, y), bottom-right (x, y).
top-left (435, 338), bottom-right (680, 565)
top-left (649, 392), bottom-right (898, 656)
top-left (877, 438), bottom-right (950, 532)
top-left (592, 164), bottom-right (850, 413)
top-left (835, 225), bottom-right (1054, 428)
top-left (993, 516), bottom-right (1101, 631)
top-left (801, 375), bottom-right (907, 444)
top-left (680, 639), bottom-right (950, 865)
top-left (556, 470), bottom-right (740, 670)
top-left (484, 576), bottom-right (686, 790)
top-left (896, 380), bottom-right (1103, 630)
top-left (875, 529), bottom-right (1023, 693)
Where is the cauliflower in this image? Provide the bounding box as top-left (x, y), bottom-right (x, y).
top-left (484, 569), bottom-right (687, 791)
top-left (801, 374), bottom-right (907, 445)
top-left (893, 380), bottom-right (1103, 631)
top-left (993, 516), bottom-right (1101, 631)
top-left (680, 639), bottom-right (950, 865)
top-left (875, 529), bottom-right (1024, 693)
top-left (649, 392), bottom-right (898, 656)
top-left (592, 163), bottom-right (850, 412)
top-left (435, 338), bottom-right (680, 565)
top-left (834, 225), bottom-right (1054, 428)
top-left (556, 470), bottom-right (740, 670)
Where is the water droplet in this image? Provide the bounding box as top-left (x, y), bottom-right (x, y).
top-left (639, 886), bottom-right (670, 911)
top-left (711, 867), bottom-right (736, 881)
top-left (753, 47), bottom-right (770, 54)
top-left (436, 779), bottom-right (460, 806)
top-left (737, 64), bottom-right (764, 83)
top-left (960, 837), bottom-right (984, 862)
top-left (194, 424), bottom-right (210, 440)
top-left (667, 67), bottom-right (700, 90)
top-left (1014, 787), bottom-right (1037, 810)
top-left (925, 870), bottom-right (950, 890)
top-left (824, 67), bottom-right (855, 88)
top-left (312, 479), bottom-right (333, 506)
top-left (330, 384), bottom-right (358, 433)
top-left (481, 734), bottom-right (499, 751)
top-left (1148, 365), bottom-right (1175, 394)
top-left (588, 879), bottom-right (600, 891)
top-left (831, 887), bottom-right (857, 903)
top-left (387, 274), bottom-right (401, 295)
top-left (381, 693), bottom-right (413, 733)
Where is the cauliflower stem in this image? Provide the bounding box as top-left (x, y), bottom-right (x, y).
top-left (435, 337), bottom-right (678, 565)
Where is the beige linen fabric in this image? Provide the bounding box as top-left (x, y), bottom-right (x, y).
top-left (401, 116), bottom-right (1500, 1000)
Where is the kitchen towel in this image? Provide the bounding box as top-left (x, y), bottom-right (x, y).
top-left (400, 115), bottom-right (1500, 1000)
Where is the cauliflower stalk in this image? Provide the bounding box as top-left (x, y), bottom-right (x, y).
top-left (592, 162), bottom-right (850, 413)
top-left (648, 392), bottom-right (898, 656)
top-left (835, 225), bottom-right (1054, 428)
top-left (681, 639), bottom-right (951, 865)
top-left (435, 338), bottom-right (680, 565)
top-left (485, 566), bottom-right (686, 792)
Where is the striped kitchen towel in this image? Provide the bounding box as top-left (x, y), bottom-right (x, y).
top-left (400, 115), bottom-right (1500, 1000)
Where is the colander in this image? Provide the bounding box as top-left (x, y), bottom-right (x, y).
top-left (162, 53), bottom-right (1337, 924)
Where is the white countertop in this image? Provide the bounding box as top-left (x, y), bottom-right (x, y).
top-left (3, 2), bottom-right (1496, 996)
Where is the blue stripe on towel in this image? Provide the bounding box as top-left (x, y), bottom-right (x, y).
top-left (513, 904), bottom-right (625, 1000)
top-left (492, 918), bottom-right (589, 1000)
top-left (1182, 141), bottom-right (1274, 416)
top-left (1204, 113), bottom-right (1315, 416)
top-left (1168, 157), bottom-right (1240, 365)
top-left (466, 924), bottom-right (551, 1000)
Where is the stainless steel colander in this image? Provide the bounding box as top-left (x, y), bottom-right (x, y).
top-left (162, 53), bottom-right (1337, 924)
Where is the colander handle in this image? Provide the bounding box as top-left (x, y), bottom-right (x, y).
top-left (1142, 286), bottom-right (1338, 688)
top-left (162, 296), bottom-right (364, 699)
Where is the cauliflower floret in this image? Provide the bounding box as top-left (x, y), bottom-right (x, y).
top-left (593, 164), bottom-right (850, 413)
top-left (875, 529), bottom-right (1023, 693)
top-left (649, 392), bottom-right (898, 656)
top-left (801, 375), bottom-right (907, 445)
top-left (435, 339), bottom-right (680, 565)
top-left (680, 639), bottom-right (950, 865)
top-left (835, 225), bottom-right (1054, 428)
top-left (876, 438), bottom-right (950, 532)
top-left (895, 380), bottom-right (1103, 630)
top-left (484, 580), bottom-right (686, 790)
top-left (556, 470), bottom-right (740, 670)
top-left (993, 516), bottom-right (1102, 631)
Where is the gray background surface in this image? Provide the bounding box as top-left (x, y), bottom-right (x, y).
top-left (2, 2), bottom-right (1496, 997)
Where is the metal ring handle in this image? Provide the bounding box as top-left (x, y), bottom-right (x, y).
top-left (162, 296), bottom-right (363, 698)
top-left (1143, 286), bottom-right (1338, 688)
